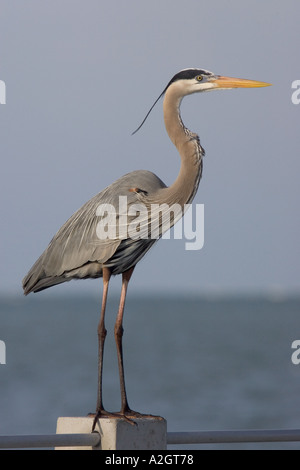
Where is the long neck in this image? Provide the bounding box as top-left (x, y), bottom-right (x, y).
top-left (161, 85), bottom-right (204, 207)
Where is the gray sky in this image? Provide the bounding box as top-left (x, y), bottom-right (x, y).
top-left (1, 0), bottom-right (299, 297)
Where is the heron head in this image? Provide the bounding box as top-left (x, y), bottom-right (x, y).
top-left (165, 68), bottom-right (271, 95)
top-left (132, 68), bottom-right (271, 134)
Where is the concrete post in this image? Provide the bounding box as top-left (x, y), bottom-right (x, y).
top-left (56, 416), bottom-right (167, 450)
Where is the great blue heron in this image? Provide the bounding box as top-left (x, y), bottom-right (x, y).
top-left (22, 68), bottom-right (270, 428)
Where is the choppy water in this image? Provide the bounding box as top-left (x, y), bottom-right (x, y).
top-left (0, 294), bottom-right (300, 449)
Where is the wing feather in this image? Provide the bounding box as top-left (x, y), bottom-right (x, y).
top-left (23, 170), bottom-right (166, 294)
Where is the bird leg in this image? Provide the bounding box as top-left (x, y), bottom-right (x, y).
top-left (92, 266), bottom-right (111, 430)
top-left (114, 266), bottom-right (135, 415)
top-left (92, 265), bottom-right (156, 429)
top-left (113, 268), bottom-right (157, 423)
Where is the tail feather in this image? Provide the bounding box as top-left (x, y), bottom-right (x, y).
top-left (22, 273), bottom-right (69, 295)
top-left (22, 252), bottom-right (104, 295)
top-left (22, 251), bottom-right (68, 295)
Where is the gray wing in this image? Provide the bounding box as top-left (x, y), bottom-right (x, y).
top-left (22, 170), bottom-right (166, 294)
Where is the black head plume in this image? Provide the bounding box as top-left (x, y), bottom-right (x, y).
top-left (131, 88), bottom-right (166, 135)
top-left (132, 69), bottom-right (213, 135)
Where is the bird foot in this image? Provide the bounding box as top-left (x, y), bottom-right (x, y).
top-left (89, 408), bottom-right (159, 431)
top-left (122, 409), bottom-right (148, 419)
top-left (119, 408), bottom-right (163, 423)
top-left (88, 409), bottom-right (120, 431)
top-left (89, 409), bottom-right (137, 431)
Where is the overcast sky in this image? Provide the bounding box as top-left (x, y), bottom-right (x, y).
top-left (0, 0), bottom-right (299, 298)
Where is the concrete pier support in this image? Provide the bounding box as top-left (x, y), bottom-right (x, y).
top-left (56, 416), bottom-right (167, 450)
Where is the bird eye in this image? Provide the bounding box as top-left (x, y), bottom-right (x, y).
top-left (196, 75), bottom-right (203, 81)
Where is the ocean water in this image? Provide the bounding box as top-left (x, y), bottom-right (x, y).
top-left (0, 293), bottom-right (300, 450)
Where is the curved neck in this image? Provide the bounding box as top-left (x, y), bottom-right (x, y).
top-left (161, 85), bottom-right (204, 206)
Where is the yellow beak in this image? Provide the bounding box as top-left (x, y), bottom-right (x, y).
top-left (213, 76), bottom-right (271, 89)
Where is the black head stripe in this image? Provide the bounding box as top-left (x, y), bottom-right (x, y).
top-left (168, 68), bottom-right (212, 85)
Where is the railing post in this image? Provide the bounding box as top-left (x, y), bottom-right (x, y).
top-left (56, 416), bottom-right (167, 450)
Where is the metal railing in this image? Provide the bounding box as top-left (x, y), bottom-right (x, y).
top-left (0, 429), bottom-right (300, 449)
top-left (167, 429), bottom-right (300, 445)
top-left (0, 433), bottom-right (100, 449)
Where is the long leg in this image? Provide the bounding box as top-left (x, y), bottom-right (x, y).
top-left (114, 266), bottom-right (135, 414)
top-left (92, 266), bottom-right (111, 430)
